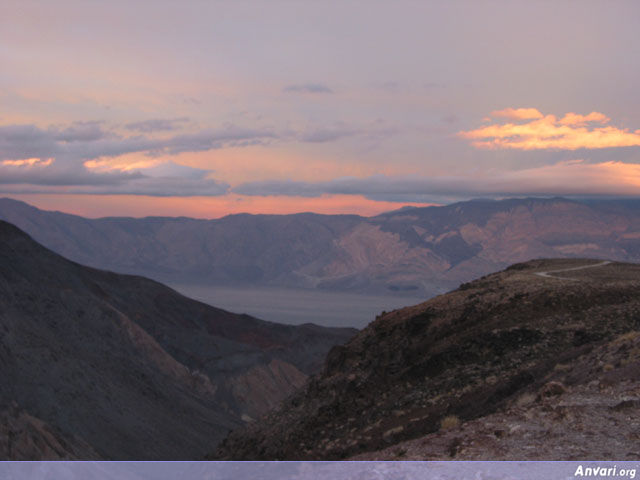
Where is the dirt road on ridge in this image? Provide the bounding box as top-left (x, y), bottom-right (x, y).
top-left (533, 260), bottom-right (612, 280)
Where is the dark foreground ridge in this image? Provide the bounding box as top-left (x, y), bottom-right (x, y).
top-left (213, 258), bottom-right (640, 460)
top-left (0, 221), bottom-right (355, 460)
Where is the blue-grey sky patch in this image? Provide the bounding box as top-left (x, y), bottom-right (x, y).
top-left (0, 123), bottom-right (278, 163)
top-left (299, 127), bottom-right (360, 143)
top-left (52, 121), bottom-right (108, 142)
top-left (0, 162), bottom-right (142, 186)
top-left (441, 114), bottom-right (458, 124)
top-left (0, 177), bottom-right (230, 197)
top-left (298, 122), bottom-right (398, 144)
top-left (125, 117), bottom-right (190, 133)
top-left (283, 83), bottom-right (333, 94)
top-left (0, 159), bottom-right (229, 196)
top-left (162, 127), bottom-right (279, 154)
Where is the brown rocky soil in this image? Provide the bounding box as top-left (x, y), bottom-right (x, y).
top-left (354, 330), bottom-right (640, 460)
top-left (213, 258), bottom-right (640, 460)
top-left (0, 403), bottom-right (101, 460)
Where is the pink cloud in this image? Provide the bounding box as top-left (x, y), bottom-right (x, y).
top-left (460, 109), bottom-right (640, 150)
top-left (490, 107), bottom-right (544, 120)
top-left (558, 111), bottom-right (610, 126)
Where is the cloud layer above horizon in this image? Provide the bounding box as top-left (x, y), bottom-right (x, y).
top-left (2, 1), bottom-right (640, 217)
top-left (234, 159), bottom-right (640, 202)
top-left (2, 109), bottom-right (640, 202)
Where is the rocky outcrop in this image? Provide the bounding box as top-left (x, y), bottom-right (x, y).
top-left (0, 402), bottom-right (101, 460)
top-left (213, 259), bottom-right (640, 460)
top-left (227, 359), bottom-right (308, 420)
top-left (355, 330), bottom-right (640, 460)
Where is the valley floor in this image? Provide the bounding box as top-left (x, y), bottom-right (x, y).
top-left (169, 283), bottom-right (425, 329)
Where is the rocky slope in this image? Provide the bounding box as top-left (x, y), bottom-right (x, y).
top-left (0, 221), bottom-right (354, 459)
top-left (213, 259), bottom-right (640, 460)
top-left (0, 402), bottom-right (101, 460)
top-left (354, 330), bottom-right (640, 460)
top-left (2, 197), bottom-right (640, 297)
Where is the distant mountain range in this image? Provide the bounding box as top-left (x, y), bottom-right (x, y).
top-left (214, 258), bottom-right (640, 460)
top-left (0, 221), bottom-right (354, 459)
top-left (1, 197), bottom-right (640, 297)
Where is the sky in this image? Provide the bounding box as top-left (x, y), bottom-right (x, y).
top-left (1, 1), bottom-right (640, 218)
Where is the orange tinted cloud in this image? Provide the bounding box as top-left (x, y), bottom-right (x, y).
top-left (84, 157), bottom-right (161, 172)
top-left (460, 109), bottom-right (640, 150)
top-left (2, 157), bottom-right (53, 167)
top-left (490, 107), bottom-right (543, 120)
top-left (558, 111), bottom-right (609, 126)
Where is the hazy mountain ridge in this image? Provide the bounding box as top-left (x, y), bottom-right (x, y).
top-left (213, 259), bottom-right (640, 460)
top-left (2, 197), bottom-right (640, 297)
top-left (0, 220), bottom-right (354, 459)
